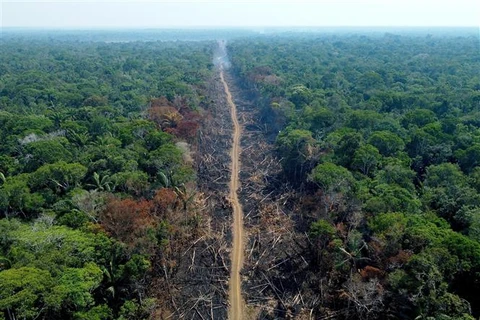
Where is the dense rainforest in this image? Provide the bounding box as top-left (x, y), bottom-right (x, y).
top-left (228, 33), bottom-right (480, 319)
top-left (0, 38), bottom-right (215, 319)
top-left (1, 28), bottom-right (480, 320)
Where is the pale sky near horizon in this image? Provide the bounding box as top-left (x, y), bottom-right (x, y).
top-left (1, 0), bottom-right (479, 28)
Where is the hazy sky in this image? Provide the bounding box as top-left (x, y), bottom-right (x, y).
top-left (1, 0), bottom-right (479, 28)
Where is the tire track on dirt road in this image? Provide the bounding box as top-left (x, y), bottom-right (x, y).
top-left (220, 66), bottom-right (245, 320)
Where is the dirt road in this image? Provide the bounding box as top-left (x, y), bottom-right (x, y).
top-left (220, 67), bottom-right (245, 320)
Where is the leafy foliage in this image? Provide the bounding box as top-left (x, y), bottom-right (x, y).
top-left (229, 31), bottom-right (480, 319)
top-left (0, 36), bottom-right (213, 319)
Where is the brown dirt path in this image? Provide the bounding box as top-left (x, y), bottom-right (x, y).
top-left (220, 67), bottom-right (245, 320)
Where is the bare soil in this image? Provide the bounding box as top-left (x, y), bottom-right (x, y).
top-left (220, 68), bottom-right (246, 320)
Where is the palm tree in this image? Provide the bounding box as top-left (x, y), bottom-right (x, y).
top-left (89, 172), bottom-right (114, 192)
top-left (93, 133), bottom-right (115, 148)
top-left (160, 111), bottom-right (183, 129)
top-left (67, 130), bottom-right (91, 148)
top-left (174, 184), bottom-right (196, 212)
top-left (157, 171), bottom-right (171, 188)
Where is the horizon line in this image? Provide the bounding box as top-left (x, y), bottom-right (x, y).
top-left (2, 25), bottom-right (479, 30)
